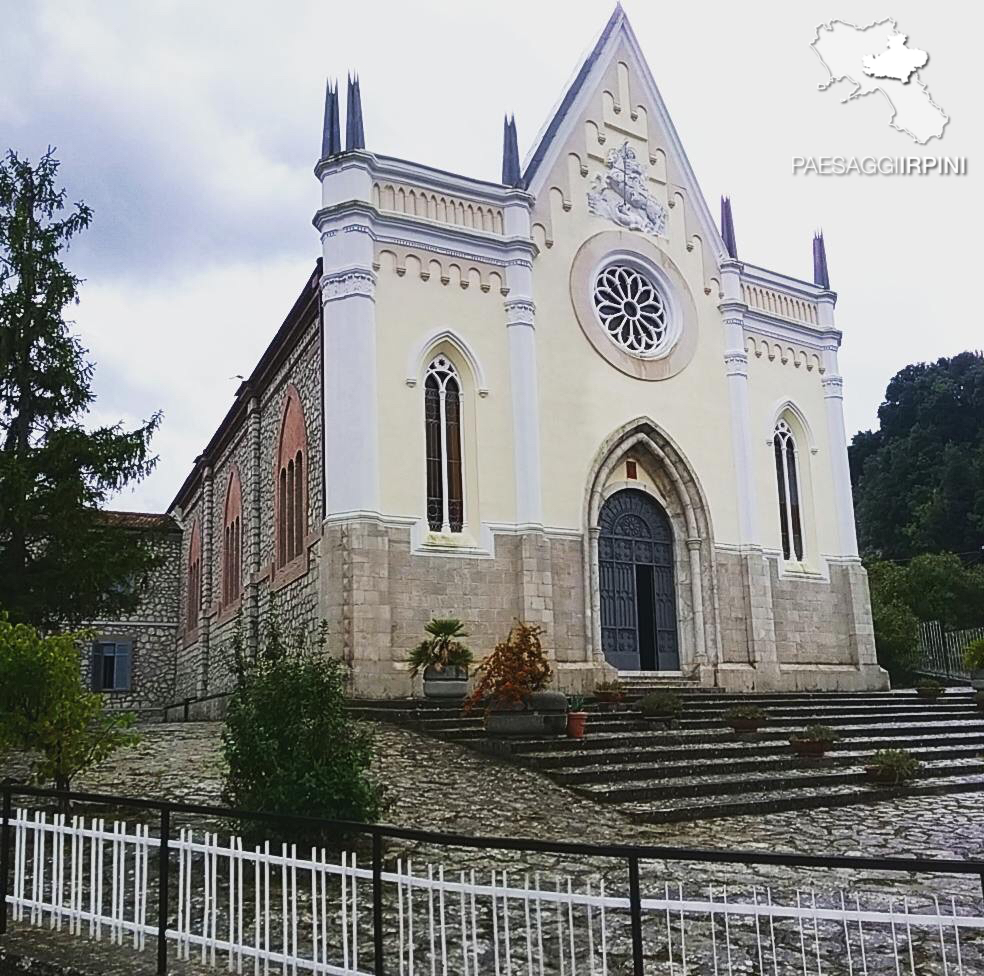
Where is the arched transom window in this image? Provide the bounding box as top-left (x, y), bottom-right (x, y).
top-left (222, 466), bottom-right (243, 607)
top-left (424, 355), bottom-right (464, 533)
top-left (275, 388), bottom-right (307, 569)
top-left (773, 419), bottom-right (804, 561)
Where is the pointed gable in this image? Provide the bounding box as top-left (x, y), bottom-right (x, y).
top-left (522, 6), bottom-right (726, 290)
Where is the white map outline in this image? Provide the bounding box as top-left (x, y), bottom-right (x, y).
top-left (811, 18), bottom-right (949, 145)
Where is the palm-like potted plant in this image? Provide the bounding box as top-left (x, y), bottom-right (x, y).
top-left (865, 748), bottom-right (921, 786)
top-left (915, 678), bottom-right (945, 701)
top-left (789, 724), bottom-right (840, 757)
top-left (464, 622), bottom-right (565, 735)
top-left (724, 704), bottom-right (768, 733)
top-left (964, 639), bottom-right (984, 690)
top-left (408, 618), bottom-right (473, 699)
top-left (566, 696), bottom-right (589, 738)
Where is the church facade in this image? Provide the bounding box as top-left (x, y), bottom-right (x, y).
top-left (109, 8), bottom-right (889, 708)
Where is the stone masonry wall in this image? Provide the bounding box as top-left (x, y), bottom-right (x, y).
top-left (89, 528), bottom-right (181, 712)
top-left (173, 313), bottom-right (323, 704)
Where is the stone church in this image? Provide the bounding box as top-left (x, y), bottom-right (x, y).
top-left (96, 7), bottom-right (888, 712)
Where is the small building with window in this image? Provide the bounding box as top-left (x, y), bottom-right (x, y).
top-left (104, 8), bottom-right (888, 705)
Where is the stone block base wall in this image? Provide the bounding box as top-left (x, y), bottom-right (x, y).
top-left (712, 549), bottom-right (889, 692)
top-left (319, 518), bottom-right (609, 698)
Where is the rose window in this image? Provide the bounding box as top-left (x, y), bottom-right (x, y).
top-left (592, 265), bottom-right (668, 357)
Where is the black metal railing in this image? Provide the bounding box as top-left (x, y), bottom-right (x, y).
top-left (2, 782), bottom-right (983, 975)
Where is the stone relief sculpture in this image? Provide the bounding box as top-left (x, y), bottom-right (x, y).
top-left (587, 141), bottom-right (668, 237)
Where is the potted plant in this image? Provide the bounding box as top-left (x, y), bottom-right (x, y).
top-left (723, 704), bottom-right (768, 733)
top-left (566, 696), bottom-right (589, 738)
top-left (407, 618), bottom-right (473, 699)
top-left (463, 622), bottom-right (566, 735)
top-left (915, 678), bottom-right (945, 701)
top-left (865, 748), bottom-right (922, 785)
top-left (638, 690), bottom-right (682, 724)
top-left (789, 724), bottom-right (840, 757)
top-left (964, 639), bottom-right (984, 690)
top-left (594, 679), bottom-right (625, 709)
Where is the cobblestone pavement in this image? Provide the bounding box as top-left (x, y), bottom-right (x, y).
top-left (3, 721), bottom-right (983, 975)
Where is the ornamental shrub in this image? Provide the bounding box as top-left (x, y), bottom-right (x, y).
top-left (464, 621), bottom-right (551, 712)
top-left (0, 614), bottom-right (137, 807)
top-left (221, 614), bottom-right (383, 835)
top-left (963, 638), bottom-right (984, 671)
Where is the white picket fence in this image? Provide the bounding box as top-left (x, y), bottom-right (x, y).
top-left (6, 809), bottom-right (984, 975)
top-left (917, 621), bottom-right (984, 680)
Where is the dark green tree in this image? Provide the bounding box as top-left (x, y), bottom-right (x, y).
top-left (850, 352), bottom-right (984, 559)
top-left (0, 149), bottom-right (160, 628)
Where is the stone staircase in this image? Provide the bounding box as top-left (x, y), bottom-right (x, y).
top-left (348, 690), bottom-right (984, 822)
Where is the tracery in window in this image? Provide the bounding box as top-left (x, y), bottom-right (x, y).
top-left (774, 419), bottom-right (804, 561)
top-left (424, 356), bottom-right (464, 533)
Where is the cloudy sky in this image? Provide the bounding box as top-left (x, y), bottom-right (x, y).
top-left (3, 0), bottom-right (980, 512)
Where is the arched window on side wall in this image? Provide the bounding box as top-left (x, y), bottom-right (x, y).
top-left (222, 466), bottom-right (243, 607)
top-left (186, 519), bottom-right (202, 632)
top-left (424, 356), bottom-right (464, 533)
top-left (275, 387), bottom-right (308, 570)
top-left (773, 419), bottom-right (804, 560)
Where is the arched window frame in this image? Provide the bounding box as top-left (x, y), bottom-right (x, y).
top-left (773, 419), bottom-right (804, 561)
top-left (424, 355), bottom-right (464, 534)
top-left (186, 519), bottom-right (202, 634)
top-left (274, 386), bottom-right (308, 573)
top-left (221, 466), bottom-right (243, 608)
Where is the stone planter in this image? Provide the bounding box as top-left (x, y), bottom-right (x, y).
top-left (915, 687), bottom-right (944, 701)
top-left (422, 664), bottom-right (469, 699)
top-left (485, 691), bottom-right (568, 736)
top-left (970, 669), bottom-right (984, 691)
top-left (790, 738), bottom-right (833, 758)
top-left (566, 711), bottom-right (588, 739)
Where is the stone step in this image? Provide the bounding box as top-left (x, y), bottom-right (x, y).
top-left (550, 740), bottom-right (984, 785)
top-left (486, 718), bottom-right (984, 753)
top-left (572, 758), bottom-right (984, 804)
top-left (521, 729), bottom-right (984, 769)
top-left (620, 772), bottom-right (984, 824)
top-left (408, 705), bottom-right (983, 738)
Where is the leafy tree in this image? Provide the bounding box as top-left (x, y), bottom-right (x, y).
top-left (0, 615), bottom-right (137, 807)
top-left (850, 352), bottom-right (984, 559)
top-left (222, 613), bottom-right (383, 835)
top-left (0, 148), bottom-right (161, 628)
top-left (866, 561), bottom-right (920, 681)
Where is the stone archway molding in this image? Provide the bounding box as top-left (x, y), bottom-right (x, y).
top-left (583, 418), bottom-right (719, 675)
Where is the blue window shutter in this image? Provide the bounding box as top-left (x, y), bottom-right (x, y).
top-left (91, 643), bottom-right (103, 691)
top-left (116, 641), bottom-right (133, 691)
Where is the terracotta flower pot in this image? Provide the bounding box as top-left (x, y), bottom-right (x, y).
top-left (567, 711), bottom-right (588, 738)
top-left (730, 718), bottom-right (764, 733)
top-left (790, 738), bottom-right (833, 757)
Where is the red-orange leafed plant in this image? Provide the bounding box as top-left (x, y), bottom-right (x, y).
top-left (464, 621), bottom-right (551, 713)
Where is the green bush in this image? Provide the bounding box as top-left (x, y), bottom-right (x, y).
top-left (794, 724), bottom-right (840, 743)
top-left (638, 690), bottom-right (682, 717)
top-left (222, 616), bottom-right (383, 835)
top-left (867, 748), bottom-right (921, 784)
top-left (723, 704), bottom-right (768, 722)
top-left (0, 615), bottom-right (137, 804)
top-left (963, 638), bottom-right (984, 671)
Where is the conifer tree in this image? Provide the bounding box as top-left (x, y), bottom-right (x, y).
top-left (0, 148), bottom-right (161, 627)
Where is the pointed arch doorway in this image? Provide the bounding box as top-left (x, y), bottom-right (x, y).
top-left (598, 488), bottom-right (680, 671)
